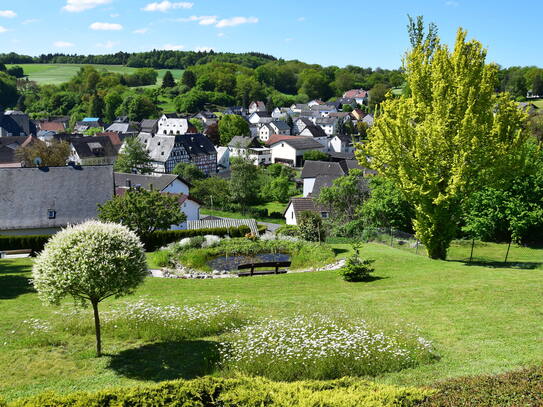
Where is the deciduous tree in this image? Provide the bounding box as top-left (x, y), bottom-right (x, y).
top-left (114, 137), bottom-right (154, 174)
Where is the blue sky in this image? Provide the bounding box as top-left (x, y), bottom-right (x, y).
top-left (0, 0), bottom-right (541, 69)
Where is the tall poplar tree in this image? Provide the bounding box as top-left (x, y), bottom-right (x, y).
top-left (358, 17), bottom-right (528, 259)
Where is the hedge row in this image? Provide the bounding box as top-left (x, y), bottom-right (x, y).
top-left (6, 375), bottom-right (432, 407)
top-left (421, 364), bottom-right (543, 407)
top-left (0, 226), bottom-right (253, 253)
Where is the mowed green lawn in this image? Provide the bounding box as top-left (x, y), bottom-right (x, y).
top-left (1, 243), bottom-right (543, 401)
top-left (532, 99), bottom-right (543, 108)
top-left (6, 64), bottom-right (184, 86)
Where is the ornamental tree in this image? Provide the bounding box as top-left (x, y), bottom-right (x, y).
top-left (114, 137), bottom-right (154, 175)
top-left (32, 221), bottom-right (148, 356)
top-left (98, 188), bottom-right (186, 241)
top-left (358, 18), bottom-right (528, 259)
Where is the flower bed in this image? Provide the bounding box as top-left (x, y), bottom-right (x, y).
top-left (219, 315), bottom-right (438, 380)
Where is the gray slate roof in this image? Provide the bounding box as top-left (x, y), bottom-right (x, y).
top-left (114, 172), bottom-right (188, 191)
top-left (285, 197), bottom-right (327, 217)
top-left (301, 160), bottom-right (345, 178)
top-left (270, 120), bottom-right (290, 131)
top-left (278, 137), bottom-right (324, 150)
top-left (228, 136), bottom-right (260, 149)
top-left (0, 165), bottom-right (114, 230)
top-left (72, 136), bottom-right (117, 159)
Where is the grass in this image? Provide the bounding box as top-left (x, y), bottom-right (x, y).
top-left (531, 99), bottom-right (543, 108)
top-left (1, 242), bottom-right (543, 401)
top-left (7, 63), bottom-right (184, 87)
top-left (201, 207), bottom-right (286, 224)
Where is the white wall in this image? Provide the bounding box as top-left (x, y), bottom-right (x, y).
top-left (171, 199), bottom-right (200, 230)
top-left (271, 142), bottom-right (297, 164)
top-left (303, 178), bottom-right (315, 197)
top-left (163, 179), bottom-right (190, 195)
top-left (284, 203), bottom-right (297, 225)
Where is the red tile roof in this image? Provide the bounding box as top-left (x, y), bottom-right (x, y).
top-left (343, 89), bottom-right (368, 99)
top-left (265, 134), bottom-right (300, 146)
top-left (39, 122), bottom-right (65, 132)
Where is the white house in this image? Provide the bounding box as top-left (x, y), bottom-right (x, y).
top-left (269, 136), bottom-right (325, 167)
top-left (307, 99), bottom-right (325, 107)
top-left (248, 111), bottom-right (273, 125)
top-left (283, 197), bottom-right (329, 226)
top-left (113, 172), bottom-right (200, 229)
top-left (293, 118), bottom-right (313, 135)
top-left (328, 134), bottom-right (355, 154)
top-left (314, 117), bottom-right (338, 136)
top-left (270, 120), bottom-right (291, 135)
top-left (271, 107), bottom-right (291, 120)
top-left (299, 124), bottom-right (328, 147)
top-left (309, 104), bottom-right (337, 117)
top-left (157, 114), bottom-right (196, 136)
top-left (258, 123), bottom-right (273, 142)
top-left (343, 89), bottom-right (369, 106)
top-left (228, 136), bottom-right (271, 166)
top-left (248, 101), bottom-right (266, 114)
top-left (300, 160), bottom-right (345, 197)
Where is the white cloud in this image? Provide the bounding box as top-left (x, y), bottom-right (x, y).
top-left (143, 1), bottom-right (193, 12)
top-left (217, 32), bottom-right (224, 37)
top-left (297, 16), bottom-right (306, 22)
top-left (54, 41), bottom-right (75, 48)
top-left (133, 28), bottom-right (148, 34)
top-left (445, 1), bottom-right (459, 6)
top-left (90, 22), bottom-right (123, 30)
top-left (162, 44), bottom-right (185, 50)
top-left (0, 26), bottom-right (8, 33)
top-left (176, 15), bottom-right (218, 25)
top-left (62, 0), bottom-right (112, 12)
top-left (0, 10), bottom-right (16, 18)
top-left (215, 16), bottom-right (258, 28)
top-left (22, 18), bottom-right (40, 24)
top-left (195, 46), bottom-right (213, 52)
top-left (97, 40), bottom-right (119, 48)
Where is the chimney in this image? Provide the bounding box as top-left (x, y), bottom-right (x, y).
top-left (126, 179), bottom-right (132, 188)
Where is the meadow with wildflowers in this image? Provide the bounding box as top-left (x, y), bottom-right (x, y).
top-left (1, 242), bottom-right (543, 403)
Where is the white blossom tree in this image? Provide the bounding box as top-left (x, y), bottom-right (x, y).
top-left (32, 221), bottom-right (148, 356)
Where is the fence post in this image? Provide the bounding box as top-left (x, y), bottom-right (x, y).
top-left (390, 227), bottom-right (393, 247)
top-left (415, 240), bottom-right (419, 255)
top-left (469, 239), bottom-right (475, 263)
top-left (504, 241), bottom-right (512, 264)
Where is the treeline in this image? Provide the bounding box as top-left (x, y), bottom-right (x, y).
top-left (0, 50), bottom-right (276, 69)
top-left (497, 66), bottom-right (543, 99)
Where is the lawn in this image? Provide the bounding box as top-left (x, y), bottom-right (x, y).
top-left (532, 99), bottom-right (543, 108)
top-left (201, 205), bottom-right (286, 225)
top-left (6, 64), bottom-right (184, 87)
top-left (1, 243), bottom-right (543, 402)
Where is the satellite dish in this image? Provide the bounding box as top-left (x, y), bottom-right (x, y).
top-left (33, 157), bottom-right (43, 166)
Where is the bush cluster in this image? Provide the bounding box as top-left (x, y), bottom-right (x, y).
top-left (8, 375), bottom-right (432, 407)
top-left (0, 235), bottom-right (51, 254)
top-left (421, 364), bottom-right (543, 407)
top-left (339, 244), bottom-right (376, 282)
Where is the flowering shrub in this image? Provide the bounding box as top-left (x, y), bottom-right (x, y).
top-left (57, 300), bottom-right (245, 341)
top-left (219, 315), bottom-right (437, 380)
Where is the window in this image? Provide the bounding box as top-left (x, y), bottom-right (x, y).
top-left (48, 209), bottom-right (56, 219)
top-left (321, 212), bottom-right (329, 219)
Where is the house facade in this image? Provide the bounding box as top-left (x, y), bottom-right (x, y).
top-left (269, 136), bottom-right (325, 167)
top-left (157, 114), bottom-right (196, 135)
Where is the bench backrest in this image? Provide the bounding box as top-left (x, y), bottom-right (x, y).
top-left (238, 261), bottom-right (291, 270)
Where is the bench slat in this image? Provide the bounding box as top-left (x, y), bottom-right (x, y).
top-left (237, 261), bottom-right (291, 270)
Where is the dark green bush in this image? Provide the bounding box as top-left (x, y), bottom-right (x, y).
top-left (421, 364), bottom-right (543, 407)
top-left (268, 211), bottom-right (284, 219)
top-left (339, 244), bottom-right (375, 282)
top-left (9, 375), bottom-right (432, 407)
top-left (276, 224), bottom-right (299, 237)
top-left (0, 235), bottom-right (52, 254)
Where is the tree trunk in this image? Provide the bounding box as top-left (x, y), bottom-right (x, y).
top-left (91, 299), bottom-right (102, 357)
top-left (414, 204), bottom-right (457, 260)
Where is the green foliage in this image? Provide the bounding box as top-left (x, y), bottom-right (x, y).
top-left (189, 117), bottom-right (204, 133)
top-left (181, 69), bottom-right (196, 88)
top-left (218, 114), bottom-right (250, 145)
top-left (303, 150), bottom-right (328, 161)
top-left (275, 224), bottom-right (300, 237)
top-left (116, 93), bottom-right (159, 121)
top-left (361, 176), bottom-right (415, 232)
top-left (103, 91), bottom-right (123, 122)
top-left (16, 139), bottom-right (70, 167)
top-left (97, 188), bottom-right (186, 239)
top-left (114, 136), bottom-right (154, 174)
top-left (191, 177), bottom-right (231, 207)
top-left (9, 375), bottom-right (432, 407)
top-left (298, 211), bottom-right (325, 242)
top-left (421, 365), bottom-right (543, 407)
top-left (229, 157), bottom-right (260, 206)
top-left (32, 221), bottom-right (148, 356)
top-left (161, 70), bottom-right (175, 88)
top-left (298, 69), bottom-right (333, 100)
top-left (361, 22), bottom-right (529, 259)
top-left (0, 72), bottom-right (18, 108)
top-left (368, 83), bottom-right (389, 111)
top-left (175, 88), bottom-right (235, 113)
top-left (339, 244), bottom-right (375, 282)
top-left (6, 65), bottom-right (24, 78)
top-left (0, 234), bottom-right (51, 253)
top-left (172, 162), bottom-right (205, 183)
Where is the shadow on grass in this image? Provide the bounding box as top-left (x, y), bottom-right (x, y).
top-left (0, 262), bottom-right (32, 275)
top-left (0, 275), bottom-right (35, 299)
top-left (107, 340), bottom-right (220, 381)
top-left (449, 259), bottom-right (543, 270)
top-left (332, 248), bottom-right (350, 256)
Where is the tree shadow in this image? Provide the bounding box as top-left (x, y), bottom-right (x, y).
top-left (449, 259), bottom-right (543, 270)
top-left (332, 248), bottom-right (350, 256)
top-left (0, 275), bottom-right (35, 299)
top-left (0, 262), bottom-right (32, 275)
top-left (107, 340), bottom-right (220, 381)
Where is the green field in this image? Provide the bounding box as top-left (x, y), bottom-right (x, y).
top-left (1, 242), bottom-right (543, 402)
top-left (532, 99), bottom-right (543, 108)
top-left (6, 64), bottom-right (184, 86)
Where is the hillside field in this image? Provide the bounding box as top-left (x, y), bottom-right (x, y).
top-left (1, 242), bottom-right (543, 402)
top-left (6, 63), bottom-right (184, 86)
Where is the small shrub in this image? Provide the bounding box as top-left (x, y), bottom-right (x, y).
top-left (339, 244), bottom-right (375, 282)
top-left (219, 315), bottom-right (437, 381)
top-left (149, 250), bottom-right (171, 267)
top-left (276, 224), bottom-right (299, 237)
top-left (298, 211), bottom-right (326, 242)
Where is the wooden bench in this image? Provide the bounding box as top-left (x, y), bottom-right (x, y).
top-left (0, 249), bottom-right (33, 258)
top-left (237, 261), bottom-right (291, 277)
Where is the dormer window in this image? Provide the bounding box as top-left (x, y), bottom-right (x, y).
top-left (48, 209), bottom-right (56, 219)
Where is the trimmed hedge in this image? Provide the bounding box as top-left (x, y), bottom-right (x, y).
top-left (0, 226), bottom-right (252, 253)
top-left (421, 364), bottom-right (543, 407)
top-left (142, 226), bottom-right (252, 251)
top-left (8, 375), bottom-right (432, 407)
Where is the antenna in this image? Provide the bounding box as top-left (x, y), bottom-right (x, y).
top-left (33, 157), bottom-right (42, 166)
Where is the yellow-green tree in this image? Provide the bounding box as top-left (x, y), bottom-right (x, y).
top-left (358, 20), bottom-right (528, 259)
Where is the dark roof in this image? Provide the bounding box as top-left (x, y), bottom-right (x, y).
top-left (0, 136), bottom-right (35, 164)
top-left (71, 136), bottom-right (117, 159)
top-left (0, 165), bottom-right (114, 230)
top-left (114, 172), bottom-right (190, 191)
top-left (311, 175), bottom-right (337, 197)
top-left (300, 124), bottom-right (327, 138)
top-left (329, 151), bottom-right (356, 161)
top-left (281, 137), bottom-right (324, 150)
top-left (301, 160), bottom-right (345, 178)
top-left (284, 197), bottom-right (328, 217)
top-left (270, 120), bottom-right (290, 131)
top-left (228, 136), bottom-right (260, 149)
top-left (140, 119), bottom-right (158, 132)
top-left (0, 112), bottom-right (34, 136)
top-left (251, 111), bottom-right (271, 118)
